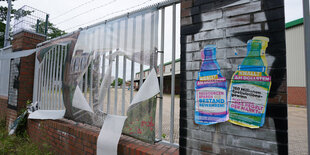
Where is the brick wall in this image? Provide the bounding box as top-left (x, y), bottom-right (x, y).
top-left (0, 96), bottom-right (8, 120)
top-left (6, 108), bottom-right (17, 129)
top-left (6, 30), bottom-right (45, 129)
top-left (27, 119), bottom-right (179, 155)
top-left (17, 53), bottom-right (36, 111)
top-left (288, 87), bottom-right (306, 105)
top-left (180, 0), bottom-right (287, 154)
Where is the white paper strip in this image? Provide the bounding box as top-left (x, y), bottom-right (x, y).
top-left (72, 86), bottom-right (94, 113)
top-left (28, 110), bottom-right (65, 120)
top-left (97, 114), bottom-right (127, 155)
top-left (98, 63), bottom-right (113, 112)
top-left (130, 68), bottom-right (159, 106)
top-left (0, 49), bottom-right (36, 60)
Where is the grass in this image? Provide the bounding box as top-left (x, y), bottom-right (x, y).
top-left (0, 119), bottom-right (52, 155)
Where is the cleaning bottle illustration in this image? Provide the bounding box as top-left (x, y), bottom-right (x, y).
top-left (228, 36), bottom-right (271, 128)
top-left (195, 45), bottom-right (228, 125)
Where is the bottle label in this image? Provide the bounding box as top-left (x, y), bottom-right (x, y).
top-left (228, 36), bottom-right (271, 129)
top-left (195, 45), bottom-right (228, 125)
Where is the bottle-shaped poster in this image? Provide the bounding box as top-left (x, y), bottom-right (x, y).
top-left (195, 45), bottom-right (228, 125)
top-left (228, 36), bottom-right (271, 128)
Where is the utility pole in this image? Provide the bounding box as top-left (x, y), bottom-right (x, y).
top-left (302, 0), bottom-right (310, 154)
top-left (4, 0), bottom-right (12, 47)
top-left (44, 14), bottom-right (49, 40)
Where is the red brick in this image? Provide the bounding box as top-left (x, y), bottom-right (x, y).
top-left (84, 146), bottom-right (94, 154)
top-left (288, 87), bottom-right (306, 105)
top-left (181, 0), bottom-right (192, 9)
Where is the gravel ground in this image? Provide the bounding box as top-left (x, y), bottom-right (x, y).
top-left (288, 105), bottom-right (308, 155)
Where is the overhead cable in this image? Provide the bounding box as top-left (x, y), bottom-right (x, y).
top-left (63, 0), bottom-right (153, 31)
top-left (56, 0), bottom-right (117, 25)
top-left (51, 0), bottom-right (96, 20)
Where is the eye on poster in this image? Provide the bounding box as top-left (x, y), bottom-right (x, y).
top-left (195, 45), bottom-right (228, 125)
top-left (228, 36), bottom-right (272, 128)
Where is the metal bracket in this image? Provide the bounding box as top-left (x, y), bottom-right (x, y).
top-left (156, 96), bottom-right (163, 99)
top-left (157, 51), bottom-right (164, 53)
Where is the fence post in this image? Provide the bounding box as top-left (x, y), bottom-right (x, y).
top-left (6, 30), bottom-right (45, 129)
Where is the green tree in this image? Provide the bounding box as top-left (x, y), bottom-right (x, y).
top-left (35, 20), bottom-right (66, 40)
top-left (0, 0), bottom-right (66, 48)
top-left (111, 78), bottom-right (123, 87)
top-left (0, 0), bottom-right (18, 48)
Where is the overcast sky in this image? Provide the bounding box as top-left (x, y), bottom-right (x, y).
top-left (0, 0), bottom-right (306, 80)
top-left (0, 0), bottom-right (305, 33)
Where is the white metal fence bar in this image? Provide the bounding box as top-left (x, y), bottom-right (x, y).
top-left (121, 18), bottom-right (128, 116)
top-left (139, 14), bottom-right (145, 89)
top-left (51, 46), bottom-right (57, 108)
top-left (33, 51), bottom-right (39, 103)
top-left (59, 46), bottom-right (66, 109)
top-left (114, 21), bottom-right (121, 115)
top-left (130, 17), bottom-right (136, 102)
top-left (101, 24), bottom-right (107, 112)
top-left (150, 12), bottom-right (154, 69)
top-left (48, 49), bottom-right (53, 109)
top-left (90, 60), bottom-right (93, 109)
top-left (159, 8), bottom-right (165, 141)
top-left (107, 50), bottom-right (112, 114)
top-left (55, 46), bottom-right (61, 110)
top-left (39, 58), bottom-right (46, 109)
top-left (44, 52), bottom-right (50, 109)
top-left (170, 3), bottom-right (176, 144)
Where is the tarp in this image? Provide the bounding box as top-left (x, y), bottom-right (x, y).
top-left (122, 69), bottom-right (159, 143)
top-left (97, 114), bottom-right (127, 155)
top-left (28, 110), bottom-right (65, 120)
top-left (0, 49), bottom-right (36, 60)
top-left (72, 85), bottom-right (94, 113)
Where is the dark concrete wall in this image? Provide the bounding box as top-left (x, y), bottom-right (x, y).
top-left (180, 0), bottom-right (287, 154)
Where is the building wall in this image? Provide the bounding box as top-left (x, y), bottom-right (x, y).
top-left (286, 24), bottom-right (305, 87)
top-left (180, 0), bottom-right (287, 154)
top-left (286, 24), bottom-right (307, 105)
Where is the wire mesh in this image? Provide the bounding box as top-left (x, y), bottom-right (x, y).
top-left (13, 5), bottom-right (48, 35)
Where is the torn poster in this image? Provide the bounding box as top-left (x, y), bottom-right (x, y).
top-left (72, 85), bottom-right (94, 113)
top-left (9, 111), bottom-right (27, 135)
top-left (228, 36), bottom-right (272, 129)
top-left (195, 45), bottom-right (228, 125)
top-left (28, 110), bottom-right (65, 120)
top-left (0, 49), bottom-right (36, 60)
top-left (97, 114), bottom-right (127, 155)
top-left (122, 68), bottom-right (159, 144)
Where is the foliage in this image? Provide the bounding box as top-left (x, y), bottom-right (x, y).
top-left (111, 78), bottom-right (123, 86)
top-left (0, 0), bottom-right (66, 48)
top-left (35, 20), bottom-right (66, 40)
top-left (0, 119), bottom-right (52, 155)
top-left (0, 0), bottom-right (18, 23)
top-left (15, 100), bottom-right (32, 136)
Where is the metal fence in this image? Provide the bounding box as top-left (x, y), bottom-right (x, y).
top-left (33, 0), bottom-right (180, 145)
top-left (33, 45), bottom-right (67, 110)
top-left (0, 46), bottom-right (12, 97)
top-left (13, 5), bottom-right (49, 35)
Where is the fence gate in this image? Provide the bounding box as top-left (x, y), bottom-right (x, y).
top-left (33, 0), bottom-right (180, 145)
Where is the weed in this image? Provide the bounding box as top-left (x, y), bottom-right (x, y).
top-left (0, 119), bottom-right (51, 155)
